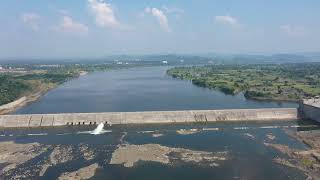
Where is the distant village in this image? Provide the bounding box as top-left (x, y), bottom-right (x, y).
top-left (0, 65), bottom-right (26, 73)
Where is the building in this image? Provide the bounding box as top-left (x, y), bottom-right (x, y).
top-left (299, 97), bottom-right (320, 123)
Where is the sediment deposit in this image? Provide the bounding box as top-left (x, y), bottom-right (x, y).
top-left (264, 130), bottom-right (320, 179)
top-left (110, 143), bottom-right (228, 167)
top-left (58, 163), bottom-right (99, 180)
top-left (0, 141), bottom-right (48, 174)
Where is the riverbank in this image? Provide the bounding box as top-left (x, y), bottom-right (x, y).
top-left (0, 84), bottom-right (57, 115)
top-left (0, 68), bottom-right (83, 114)
top-left (0, 70), bottom-right (92, 115)
top-left (0, 71), bottom-right (88, 115)
top-left (167, 64), bottom-right (320, 102)
top-left (265, 129), bottom-right (320, 179)
top-left (243, 94), bottom-right (300, 103)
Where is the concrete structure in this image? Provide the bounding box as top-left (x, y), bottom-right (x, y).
top-left (0, 108), bottom-right (298, 128)
top-left (299, 98), bottom-right (320, 123)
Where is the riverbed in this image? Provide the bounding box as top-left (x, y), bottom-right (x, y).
top-left (0, 121), bottom-right (319, 179)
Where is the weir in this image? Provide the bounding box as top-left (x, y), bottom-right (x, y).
top-left (0, 108), bottom-right (299, 128)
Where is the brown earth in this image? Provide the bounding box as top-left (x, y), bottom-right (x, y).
top-left (58, 163), bottom-right (99, 180)
top-left (110, 143), bottom-right (228, 168)
top-left (265, 130), bottom-right (320, 179)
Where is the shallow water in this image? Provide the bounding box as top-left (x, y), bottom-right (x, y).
top-left (14, 67), bottom-right (297, 114)
top-left (0, 121), bottom-right (319, 180)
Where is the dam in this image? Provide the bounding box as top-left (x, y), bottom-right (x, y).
top-left (0, 108), bottom-right (299, 128)
top-left (1, 98), bottom-right (319, 128)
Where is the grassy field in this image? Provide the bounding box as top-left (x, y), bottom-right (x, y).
top-left (167, 63), bottom-right (320, 101)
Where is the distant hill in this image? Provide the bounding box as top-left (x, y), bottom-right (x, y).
top-left (1, 52), bottom-right (320, 65)
top-left (196, 52), bottom-right (320, 64)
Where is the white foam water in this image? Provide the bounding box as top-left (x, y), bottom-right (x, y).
top-left (202, 128), bottom-right (219, 131)
top-left (27, 133), bottom-right (48, 136)
top-left (91, 123), bottom-right (105, 135)
top-left (75, 123), bottom-right (112, 135)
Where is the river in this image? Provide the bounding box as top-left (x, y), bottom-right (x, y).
top-left (14, 66), bottom-right (297, 114)
top-left (2, 66), bottom-right (315, 180)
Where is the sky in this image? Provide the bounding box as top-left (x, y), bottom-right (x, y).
top-left (0, 0), bottom-right (320, 59)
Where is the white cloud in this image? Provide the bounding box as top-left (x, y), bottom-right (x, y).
top-left (162, 6), bottom-right (184, 14)
top-left (55, 16), bottom-right (88, 34)
top-left (58, 9), bottom-right (69, 15)
top-left (214, 15), bottom-right (238, 26)
top-left (145, 7), bottom-right (171, 32)
top-left (21, 13), bottom-right (40, 31)
top-left (88, 0), bottom-right (120, 28)
top-left (280, 24), bottom-right (306, 37)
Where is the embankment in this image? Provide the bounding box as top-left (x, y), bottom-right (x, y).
top-left (0, 108), bottom-right (298, 128)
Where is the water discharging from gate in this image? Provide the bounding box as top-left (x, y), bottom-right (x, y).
top-left (91, 123), bottom-right (105, 135)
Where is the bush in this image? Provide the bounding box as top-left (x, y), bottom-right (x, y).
top-left (244, 90), bottom-right (266, 98)
top-left (0, 76), bottom-right (32, 105)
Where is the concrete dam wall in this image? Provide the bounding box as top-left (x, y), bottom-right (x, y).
top-left (0, 108), bottom-right (298, 128)
top-left (299, 99), bottom-right (320, 123)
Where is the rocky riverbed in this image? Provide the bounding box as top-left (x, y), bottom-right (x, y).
top-left (264, 130), bottom-right (320, 179)
top-left (0, 122), bottom-right (318, 179)
top-left (110, 143), bottom-right (228, 167)
top-left (58, 163), bottom-right (99, 180)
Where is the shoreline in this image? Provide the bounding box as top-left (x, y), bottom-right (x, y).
top-left (0, 87), bottom-right (54, 115)
top-left (170, 76), bottom-right (300, 103)
top-left (0, 71), bottom-right (89, 115)
top-left (244, 95), bottom-right (300, 103)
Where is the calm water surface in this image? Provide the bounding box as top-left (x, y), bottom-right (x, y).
top-left (15, 66), bottom-right (297, 114)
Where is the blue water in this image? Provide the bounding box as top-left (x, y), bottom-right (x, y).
top-left (14, 67), bottom-right (297, 114)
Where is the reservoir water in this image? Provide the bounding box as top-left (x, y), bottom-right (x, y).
top-left (15, 66), bottom-right (297, 114)
top-left (2, 66), bottom-right (317, 179)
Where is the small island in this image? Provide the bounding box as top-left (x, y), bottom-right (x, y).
top-left (167, 63), bottom-right (320, 101)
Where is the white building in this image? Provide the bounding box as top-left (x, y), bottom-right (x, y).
top-left (162, 61), bottom-right (168, 64)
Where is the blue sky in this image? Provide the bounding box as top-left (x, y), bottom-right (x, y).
top-left (0, 0), bottom-right (319, 58)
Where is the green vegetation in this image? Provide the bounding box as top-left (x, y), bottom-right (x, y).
top-left (0, 75), bottom-right (32, 105)
top-left (167, 63), bottom-right (320, 101)
top-left (0, 70), bottom-right (77, 106)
